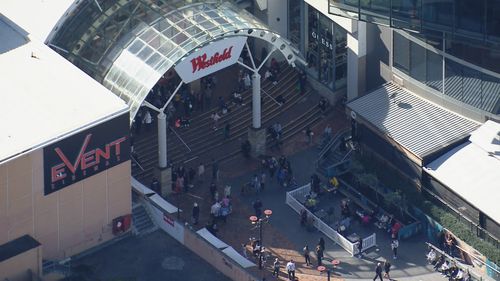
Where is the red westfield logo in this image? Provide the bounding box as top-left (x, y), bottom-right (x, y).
top-left (51, 134), bottom-right (126, 184)
top-left (190, 46), bottom-right (233, 73)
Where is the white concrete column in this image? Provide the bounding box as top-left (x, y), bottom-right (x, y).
top-left (347, 21), bottom-right (367, 101)
top-left (252, 72), bottom-right (262, 129)
top-left (157, 112), bottom-right (167, 169)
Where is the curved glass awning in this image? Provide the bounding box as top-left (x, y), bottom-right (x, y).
top-left (49, 0), bottom-right (300, 123)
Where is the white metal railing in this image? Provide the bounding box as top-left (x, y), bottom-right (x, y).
top-left (286, 184), bottom-right (377, 257)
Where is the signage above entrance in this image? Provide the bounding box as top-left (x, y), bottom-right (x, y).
top-left (174, 36), bottom-right (247, 83)
top-left (43, 114), bottom-right (130, 195)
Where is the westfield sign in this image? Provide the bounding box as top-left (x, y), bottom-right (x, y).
top-left (43, 114), bottom-right (130, 195)
top-left (191, 46), bottom-right (233, 74)
top-left (175, 36), bottom-right (247, 83)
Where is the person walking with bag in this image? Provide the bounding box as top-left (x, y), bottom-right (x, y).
top-left (272, 258), bottom-right (281, 277)
top-left (384, 260), bottom-right (392, 280)
top-left (373, 262), bottom-right (383, 281)
top-left (286, 259), bottom-right (296, 280)
top-left (303, 245), bottom-right (311, 266)
top-left (391, 236), bottom-right (399, 260)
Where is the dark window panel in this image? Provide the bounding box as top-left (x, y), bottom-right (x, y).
top-left (486, 0), bottom-right (500, 42)
top-left (455, 0), bottom-right (485, 35)
top-left (426, 50), bottom-right (443, 91)
top-left (391, 0), bottom-right (421, 31)
top-left (410, 41), bottom-right (426, 83)
top-left (394, 32), bottom-right (410, 73)
top-left (360, 0), bottom-right (391, 25)
top-left (421, 0), bottom-right (453, 31)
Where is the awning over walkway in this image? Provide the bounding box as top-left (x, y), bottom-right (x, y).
top-left (47, 1), bottom-right (299, 122)
top-left (424, 120), bottom-right (500, 224)
top-left (347, 82), bottom-right (480, 160)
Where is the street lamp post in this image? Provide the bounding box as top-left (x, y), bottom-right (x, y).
top-left (249, 209), bottom-right (273, 270)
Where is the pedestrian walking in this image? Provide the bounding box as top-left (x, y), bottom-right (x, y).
top-left (272, 258), bottom-right (281, 277)
top-left (318, 237), bottom-right (325, 251)
top-left (373, 262), bottom-right (383, 281)
top-left (384, 260), bottom-right (392, 280)
top-left (197, 162), bottom-right (205, 182)
top-left (143, 110), bottom-right (152, 131)
top-left (209, 182), bottom-right (217, 200)
top-left (286, 259), bottom-right (296, 280)
top-left (305, 127), bottom-right (313, 145)
top-left (241, 243), bottom-right (248, 258)
top-left (260, 172), bottom-right (266, 190)
top-left (253, 199), bottom-right (262, 218)
top-left (223, 122), bottom-right (231, 139)
top-left (315, 244), bottom-right (324, 266)
top-left (303, 245), bottom-right (311, 266)
top-left (357, 237), bottom-right (363, 258)
top-left (211, 112), bottom-right (220, 130)
top-left (192, 203), bottom-right (200, 225)
top-left (391, 237), bottom-right (399, 259)
top-left (211, 158), bottom-right (219, 181)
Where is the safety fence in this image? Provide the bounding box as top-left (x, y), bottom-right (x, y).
top-left (285, 184), bottom-right (377, 256)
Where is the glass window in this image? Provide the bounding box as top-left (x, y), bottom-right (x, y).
top-left (426, 50), bottom-right (443, 91)
top-left (360, 0), bottom-right (390, 25)
top-left (306, 9), bottom-right (320, 80)
top-left (486, 0), bottom-right (500, 42)
top-left (289, 0), bottom-right (302, 47)
top-left (318, 14), bottom-right (335, 88)
top-left (305, 5), bottom-right (347, 90)
top-left (455, 0), bottom-right (485, 35)
top-left (393, 32), bottom-right (410, 73)
top-left (422, 0), bottom-right (453, 30)
top-left (410, 41), bottom-right (426, 83)
top-left (329, 0), bottom-right (360, 20)
top-left (391, 0), bottom-right (421, 30)
top-left (335, 24), bottom-right (348, 89)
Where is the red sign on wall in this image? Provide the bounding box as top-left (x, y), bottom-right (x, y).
top-left (174, 37), bottom-right (247, 83)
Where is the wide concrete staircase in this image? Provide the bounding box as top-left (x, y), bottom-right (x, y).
top-left (133, 65), bottom-right (323, 183)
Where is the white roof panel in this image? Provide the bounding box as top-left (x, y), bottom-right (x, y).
top-left (222, 246), bottom-right (256, 268)
top-left (0, 16), bottom-right (128, 163)
top-left (469, 120), bottom-right (500, 161)
top-left (425, 121), bottom-right (500, 224)
top-left (196, 228), bottom-right (229, 250)
top-left (348, 83), bottom-right (480, 158)
top-left (0, 0), bottom-right (75, 41)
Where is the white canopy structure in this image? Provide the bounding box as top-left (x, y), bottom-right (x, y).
top-left (424, 120), bottom-right (500, 224)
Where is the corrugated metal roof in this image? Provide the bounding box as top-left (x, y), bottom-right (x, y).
top-left (348, 82), bottom-right (480, 158)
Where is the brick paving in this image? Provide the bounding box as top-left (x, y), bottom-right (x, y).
top-left (166, 105), bottom-right (348, 281)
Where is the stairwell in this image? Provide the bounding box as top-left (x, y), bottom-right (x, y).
top-left (132, 65), bottom-right (324, 183)
top-left (132, 204), bottom-right (157, 236)
top-left (316, 129), bottom-right (353, 178)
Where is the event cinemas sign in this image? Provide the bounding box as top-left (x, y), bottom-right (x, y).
top-left (43, 114), bottom-right (130, 195)
top-left (174, 36), bottom-right (247, 83)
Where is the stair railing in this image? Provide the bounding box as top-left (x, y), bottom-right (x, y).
top-left (316, 128), bottom-right (350, 168)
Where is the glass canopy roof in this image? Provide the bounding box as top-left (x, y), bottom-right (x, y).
top-left (49, 0), bottom-right (298, 122)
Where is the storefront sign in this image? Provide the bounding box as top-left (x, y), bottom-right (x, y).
top-left (175, 36), bottom-right (247, 83)
top-left (43, 113), bottom-right (130, 195)
top-left (311, 31), bottom-right (334, 50)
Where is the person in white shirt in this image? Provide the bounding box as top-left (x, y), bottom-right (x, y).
top-left (286, 259), bottom-right (296, 280)
top-left (427, 248), bottom-right (437, 264)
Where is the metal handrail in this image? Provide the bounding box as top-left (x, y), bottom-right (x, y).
top-left (169, 126), bottom-right (192, 152)
top-left (131, 154), bottom-right (145, 171)
top-left (316, 128), bottom-right (350, 167)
